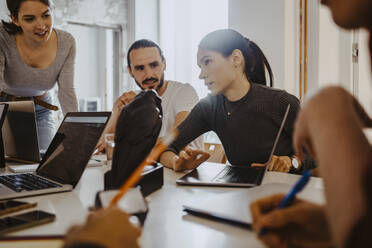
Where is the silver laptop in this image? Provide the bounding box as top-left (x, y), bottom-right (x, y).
top-left (0, 112), bottom-right (110, 200)
top-left (2, 101), bottom-right (41, 163)
top-left (176, 105), bottom-right (290, 187)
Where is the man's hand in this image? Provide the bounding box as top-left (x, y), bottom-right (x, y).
top-left (95, 136), bottom-right (105, 154)
top-left (173, 147), bottom-right (210, 171)
top-left (251, 155), bottom-right (292, 173)
top-left (94, 91), bottom-right (137, 155)
top-left (250, 194), bottom-right (333, 248)
top-left (64, 207), bottom-right (141, 248)
top-left (113, 91), bottom-right (137, 114)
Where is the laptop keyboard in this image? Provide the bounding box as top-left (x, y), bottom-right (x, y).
top-left (0, 174), bottom-right (62, 192)
top-left (213, 166), bottom-right (265, 184)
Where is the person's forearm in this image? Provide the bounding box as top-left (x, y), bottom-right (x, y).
top-left (159, 151), bottom-right (176, 170)
top-left (104, 112), bottom-right (120, 135)
top-left (305, 89), bottom-right (372, 247)
top-left (63, 242), bottom-right (106, 248)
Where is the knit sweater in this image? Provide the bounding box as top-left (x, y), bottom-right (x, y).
top-left (0, 24), bottom-right (78, 114)
top-left (169, 83), bottom-right (315, 171)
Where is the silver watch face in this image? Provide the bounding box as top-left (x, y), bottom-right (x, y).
top-left (292, 157), bottom-right (299, 169)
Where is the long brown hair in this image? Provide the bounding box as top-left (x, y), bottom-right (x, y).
top-left (2, 0), bottom-right (53, 35)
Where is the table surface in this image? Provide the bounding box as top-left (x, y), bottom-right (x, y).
top-left (0, 162), bottom-right (324, 248)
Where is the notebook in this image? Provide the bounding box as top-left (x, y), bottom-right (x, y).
top-left (1, 101), bottom-right (41, 163)
top-left (182, 182), bottom-right (325, 228)
top-left (0, 112), bottom-right (110, 200)
top-left (176, 104), bottom-right (290, 187)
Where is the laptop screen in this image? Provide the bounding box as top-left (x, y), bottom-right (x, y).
top-left (0, 103), bottom-right (8, 168)
top-left (36, 113), bottom-right (110, 187)
top-left (2, 101), bottom-right (40, 162)
top-left (0, 104), bottom-right (7, 125)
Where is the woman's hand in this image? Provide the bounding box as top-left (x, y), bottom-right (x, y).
top-left (250, 194), bottom-right (333, 248)
top-left (251, 155), bottom-right (293, 173)
top-left (173, 147), bottom-right (210, 171)
top-left (64, 207), bottom-right (141, 248)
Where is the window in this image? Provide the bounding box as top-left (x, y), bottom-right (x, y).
top-left (160, 0), bottom-right (228, 99)
top-left (63, 21), bottom-right (123, 112)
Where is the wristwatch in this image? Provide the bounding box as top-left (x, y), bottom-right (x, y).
top-left (291, 156), bottom-right (300, 170)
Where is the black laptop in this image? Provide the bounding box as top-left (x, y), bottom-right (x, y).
top-left (176, 105), bottom-right (290, 187)
top-left (0, 112), bottom-right (110, 200)
top-left (1, 101), bottom-right (41, 163)
top-left (0, 103), bottom-right (9, 168)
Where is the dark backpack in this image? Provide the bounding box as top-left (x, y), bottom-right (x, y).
top-left (104, 90), bottom-right (162, 189)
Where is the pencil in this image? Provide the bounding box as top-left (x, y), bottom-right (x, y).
top-left (109, 130), bottom-right (178, 206)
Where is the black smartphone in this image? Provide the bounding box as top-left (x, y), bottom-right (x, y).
top-left (0, 200), bottom-right (37, 216)
top-left (0, 210), bottom-right (56, 234)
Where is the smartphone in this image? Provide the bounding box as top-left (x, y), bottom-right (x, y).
top-left (0, 200), bottom-right (37, 216)
top-left (0, 210), bottom-right (56, 234)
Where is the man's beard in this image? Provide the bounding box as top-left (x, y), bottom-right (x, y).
top-left (135, 74), bottom-right (165, 92)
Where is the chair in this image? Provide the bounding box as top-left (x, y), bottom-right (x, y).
top-left (204, 142), bottom-right (227, 164)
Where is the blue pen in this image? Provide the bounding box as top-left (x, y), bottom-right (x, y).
top-left (259, 170), bottom-right (312, 236)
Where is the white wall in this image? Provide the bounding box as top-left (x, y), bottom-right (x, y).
top-left (358, 30), bottom-right (372, 115)
top-left (126, 0), bottom-right (159, 91)
top-left (159, 0), bottom-right (228, 99)
top-left (0, 1), bottom-right (7, 20)
top-left (228, 0), bottom-right (286, 90)
top-left (63, 26), bottom-right (102, 99)
top-left (317, 5), bottom-right (353, 90)
top-left (284, 0), bottom-right (299, 95)
top-left (128, 0), bottom-right (159, 45)
top-left (308, 2), bottom-right (371, 116)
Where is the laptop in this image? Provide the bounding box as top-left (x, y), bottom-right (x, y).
top-left (176, 105), bottom-right (290, 187)
top-left (0, 112), bottom-right (111, 200)
top-left (1, 101), bottom-right (41, 163)
top-left (0, 103), bottom-right (9, 168)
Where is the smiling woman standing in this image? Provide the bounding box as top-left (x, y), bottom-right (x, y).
top-left (0, 0), bottom-right (78, 150)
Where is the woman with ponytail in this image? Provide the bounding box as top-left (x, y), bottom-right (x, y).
top-left (0, 0), bottom-right (78, 150)
top-left (160, 29), bottom-right (314, 173)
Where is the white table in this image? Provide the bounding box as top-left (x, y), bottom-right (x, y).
top-left (1, 162), bottom-right (324, 248)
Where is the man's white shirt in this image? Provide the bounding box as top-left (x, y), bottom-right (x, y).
top-left (160, 81), bottom-right (203, 150)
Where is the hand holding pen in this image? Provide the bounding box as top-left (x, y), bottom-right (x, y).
top-left (250, 171), bottom-right (332, 248)
top-left (259, 170), bottom-right (311, 236)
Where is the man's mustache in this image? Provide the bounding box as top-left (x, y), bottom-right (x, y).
top-left (142, 78), bottom-right (158, 84)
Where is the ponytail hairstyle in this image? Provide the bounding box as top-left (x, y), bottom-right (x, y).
top-left (2, 0), bottom-right (53, 35)
top-left (198, 29), bottom-right (274, 87)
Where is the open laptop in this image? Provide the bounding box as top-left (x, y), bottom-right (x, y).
top-left (0, 103), bottom-right (9, 168)
top-left (0, 112), bottom-right (110, 200)
top-left (2, 101), bottom-right (41, 163)
top-left (176, 104), bottom-right (290, 187)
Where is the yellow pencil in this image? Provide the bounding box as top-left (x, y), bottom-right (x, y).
top-left (110, 130), bottom-right (178, 206)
